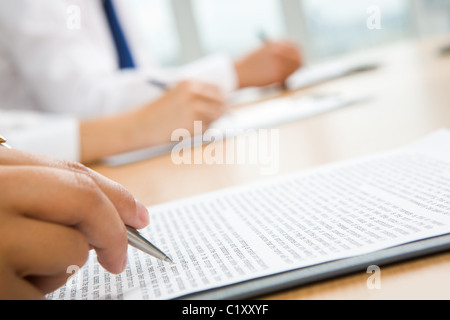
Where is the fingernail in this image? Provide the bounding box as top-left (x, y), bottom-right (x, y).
top-left (136, 200), bottom-right (150, 226)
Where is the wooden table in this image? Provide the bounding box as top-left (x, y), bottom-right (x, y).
top-left (92, 34), bottom-right (450, 300)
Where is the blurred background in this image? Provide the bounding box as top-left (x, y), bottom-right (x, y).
top-left (128, 0), bottom-right (450, 66)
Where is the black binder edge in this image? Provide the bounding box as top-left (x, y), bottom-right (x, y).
top-left (176, 234), bottom-right (450, 300)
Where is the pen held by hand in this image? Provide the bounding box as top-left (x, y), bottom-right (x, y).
top-left (126, 226), bottom-right (173, 263)
top-left (148, 79), bottom-right (170, 91)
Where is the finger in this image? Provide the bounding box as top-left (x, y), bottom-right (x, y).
top-left (0, 148), bottom-right (56, 166)
top-left (272, 42), bottom-right (302, 66)
top-left (0, 216), bottom-right (89, 289)
top-left (196, 83), bottom-right (226, 104)
top-left (26, 270), bottom-right (75, 296)
top-left (0, 262), bottom-right (44, 300)
top-left (1, 166), bottom-right (128, 274)
top-left (194, 101), bottom-right (226, 125)
top-left (0, 149), bottom-right (149, 230)
top-left (179, 81), bottom-right (226, 104)
top-left (62, 162), bottom-right (150, 229)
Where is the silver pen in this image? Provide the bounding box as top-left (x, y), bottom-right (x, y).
top-left (0, 136), bottom-right (11, 149)
top-left (0, 135), bottom-right (172, 263)
top-left (126, 226), bottom-right (173, 263)
top-left (257, 30), bottom-right (269, 43)
top-left (148, 78), bottom-right (169, 91)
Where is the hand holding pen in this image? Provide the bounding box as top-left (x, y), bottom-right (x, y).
top-left (0, 145), bottom-right (171, 299)
top-left (234, 30), bottom-right (303, 88)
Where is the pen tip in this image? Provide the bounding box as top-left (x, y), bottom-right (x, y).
top-left (164, 256), bottom-right (174, 264)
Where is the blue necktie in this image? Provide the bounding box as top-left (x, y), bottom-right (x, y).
top-left (103, 0), bottom-right (136, 69)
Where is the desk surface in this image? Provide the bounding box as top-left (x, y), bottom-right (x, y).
top-left (92, 35), bottom-right (450, 300)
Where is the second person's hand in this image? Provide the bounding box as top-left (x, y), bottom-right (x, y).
top-left (80, 80), bottom-right (226, 163)
top-left (142, 80), bottom-right (227, 145)
top-left (234, 40), bottom-right (302, 89)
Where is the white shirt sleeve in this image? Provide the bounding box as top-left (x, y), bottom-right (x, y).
top-left (171, 54), bottom-right (239, 94)
top-left (0, 0), bottom-right (239, 119)
top-left (0, 110), bottom-right (80, 162)
top-left (0, 0), bottom-right (163, 119)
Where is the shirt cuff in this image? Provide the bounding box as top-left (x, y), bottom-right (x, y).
top-left (175, 53), bottom-right (239, 94)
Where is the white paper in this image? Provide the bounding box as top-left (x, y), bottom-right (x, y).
top-left (212, 93), bottom-right (365, 131)
top-left (285, 60), bottom-right (378, 90)
top-left (48, 129), bottom-right (450, 300)
top-left (102, 93), bottom-right (363, 167)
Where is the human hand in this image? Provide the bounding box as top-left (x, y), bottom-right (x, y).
top-left (235, 41), bottom-right (302, 88)
top-left (138, 80), bottom-right (226, 146)
top-left (0, 148), bottom-right (150, 299)
top-left (79, 80), bottom-right (226, 163)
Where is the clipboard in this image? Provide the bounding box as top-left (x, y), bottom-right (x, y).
top-left (178, 234), bottom-right (450, 300)
top-left (48, 129), bottom-right (450, 301)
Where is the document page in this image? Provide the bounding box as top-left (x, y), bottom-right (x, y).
top-left (48, 129), bottom-right (450, 300)
top-left (103, 93), bottom-right (361, 167)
